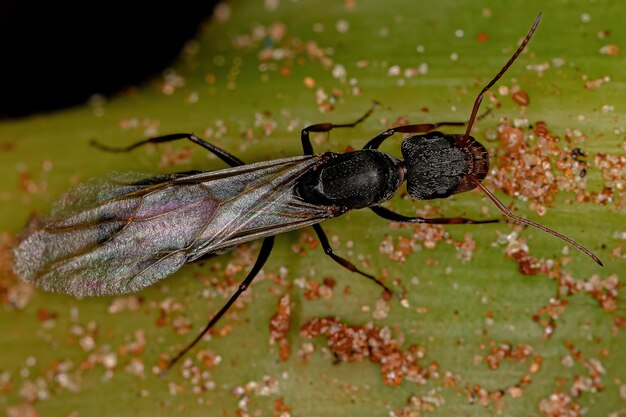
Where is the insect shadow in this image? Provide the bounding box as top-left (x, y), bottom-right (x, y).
top-left (13, 13), bottom-right (602, 374)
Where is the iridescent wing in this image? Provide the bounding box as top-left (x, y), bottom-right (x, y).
top-left (13, 155), bottom-right (334, 296)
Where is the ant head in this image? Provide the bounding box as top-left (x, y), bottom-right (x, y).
top-left (393, 13), bottom-right (601, 266)
top-left (401, 131), bottom-right (488, 200)
top-left (400, 12), bottom-right (543, 201)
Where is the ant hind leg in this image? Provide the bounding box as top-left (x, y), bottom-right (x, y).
top-left (161, 236), bottom-right (275, 374)
top-left (91, 133), bottom-right (244, 167)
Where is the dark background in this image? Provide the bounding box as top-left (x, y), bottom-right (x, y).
top-left (0, 1), bottom-right (219, 119)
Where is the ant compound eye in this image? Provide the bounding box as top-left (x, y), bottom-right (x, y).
top-left (435, 187), bottom-right (451, 197)
top-left (424, 131), bottom-right (444, 140)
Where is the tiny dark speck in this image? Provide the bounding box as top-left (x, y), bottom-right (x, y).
top-left (0, 142), bottom-right (15, 152)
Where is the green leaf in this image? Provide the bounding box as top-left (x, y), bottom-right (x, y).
top-left (1, 1), bottom-right (624, 416)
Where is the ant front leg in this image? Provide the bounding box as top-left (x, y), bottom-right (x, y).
top-left (363, 106), bottom-right (494, 150)
top-left (91, 133), bottom-right (244, 167)
top-left (363, 122), bottom-right (465, 150)
top-left (301, 102), bottom-right (379, 155)
top-left (370, 205), bottom-right (498, 225)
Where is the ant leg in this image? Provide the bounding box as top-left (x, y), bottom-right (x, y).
top-left (91, 133), bottom-right (244, 167)
top-left (370, 205), bottom-right (498, 225)
top-left (312, 224), bottom-right (399, 297)
top-left (363, 122), bottom-right (465, 150)
top-left (301, 102), bottom-right (379, 155)
top-left (162, 236), bottom-right (275, 374)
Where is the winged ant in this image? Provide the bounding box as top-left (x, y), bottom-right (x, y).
top-left (13, 13), bottom-right (602, 373)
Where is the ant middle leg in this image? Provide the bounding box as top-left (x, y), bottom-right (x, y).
top-left (300, 102), bottom-right (379, 155)
top-left (91, 133), bottom-right (244, 167)
top-left (311, 224), bottom-right (400, 298)
top-left (300, 103), bottom-right (490, 155)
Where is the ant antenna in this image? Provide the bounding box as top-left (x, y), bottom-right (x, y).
top-left (470, 176), bottom-right (603, 266)
top-left (464, 13), bottom-right (542, 139)
top-left (463, 13), bottom-right (602, 266)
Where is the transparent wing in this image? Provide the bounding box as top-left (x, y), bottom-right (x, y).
top-left (13, 156), bottom-right (333, 296)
